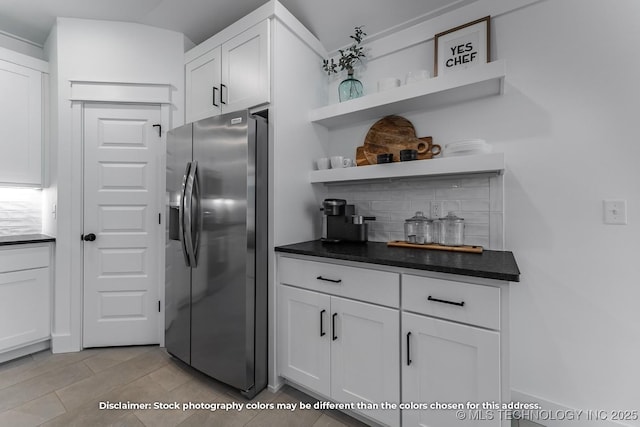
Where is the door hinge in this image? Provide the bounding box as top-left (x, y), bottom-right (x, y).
top-left (158, 300), bottom-right (161, 312)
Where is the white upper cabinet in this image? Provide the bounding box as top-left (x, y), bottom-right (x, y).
top-left (0, 58), bottom-right (43, 186)
top-left (185, 47), bottom-right (222, 122)
top-left (221, 20), bottom-right (270, 113)
top-left (185, 20), bottom-right (270, 123)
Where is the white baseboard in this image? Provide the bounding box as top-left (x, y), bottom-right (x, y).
top-left (51, 333), bottom-right (81, 353)
top-left (512, 390), bottom-right (634, 427)
top-left (0, 340), bottom-right (50, 364)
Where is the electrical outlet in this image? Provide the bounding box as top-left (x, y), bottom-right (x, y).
top-left (603, 200), bottom-right (627, 224)
top-left (430, 201), bottom-right (443, 219)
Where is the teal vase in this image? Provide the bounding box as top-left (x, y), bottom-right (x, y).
top-left (338, 71), bottom-right (363, 102)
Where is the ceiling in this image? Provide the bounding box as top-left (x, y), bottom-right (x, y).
top-left (0, 0), bottom-right (472, 52)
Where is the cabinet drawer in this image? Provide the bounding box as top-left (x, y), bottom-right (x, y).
top-left (279, 257), bottom-right (399, 308)
top-left (0, 245), bottom-right (50, 273)
top-left (402, 274), bottom-right (500, 330)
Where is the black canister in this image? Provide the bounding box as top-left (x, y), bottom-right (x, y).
top-left (400, 149), bottom-right (417, 161)
top-left (377, 153), bottom-right (394, 164)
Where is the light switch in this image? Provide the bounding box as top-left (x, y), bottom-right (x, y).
top-left (603, 200), bottom-right (627, 225)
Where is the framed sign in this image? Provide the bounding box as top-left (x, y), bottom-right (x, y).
top-left (434, 16), bottom-right (490, 76)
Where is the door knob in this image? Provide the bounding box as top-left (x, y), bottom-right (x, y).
top-left (83, 233), bottom-right (96, 242)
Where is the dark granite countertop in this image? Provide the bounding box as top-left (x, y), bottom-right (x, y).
top-left (0, 234), bottom-right (56, 246)
top-left (275, 240), bottom-right (520, 282)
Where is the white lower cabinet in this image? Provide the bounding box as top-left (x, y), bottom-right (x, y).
top-left (278, 285), bottom-right (331, 395)
top-left (278, 257), bottom-right (400, 427)
top-left (0, 245), bottom-right (51, 357)
top-left (277, 255), bottom-right (510, 427)
top-left (402, 313), bottom-right (500, 427)
top-left (401, 273), bottom-right (507, 427)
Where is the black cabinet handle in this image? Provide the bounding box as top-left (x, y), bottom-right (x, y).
top-left (82, 233), bottom-right (96, 242)
top-left (317, 276), bottom-right (342, 284)
top-left (332, 313), bottom-right (338, 341)
top-left (407, 332), bottom-right (412, 366)
top-left (212, 86), bottom-right (219, 107)
top-left (221, 83), bottom-right (227, 105)
top-left (427, 295), bottom-right (465, 307)
top-left (320, 309), bottom-right (326, 337)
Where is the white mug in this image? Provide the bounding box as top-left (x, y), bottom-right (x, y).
top-left (405, 69), bottom-right (431, 84)
top-left (316, 157), bottom-right (330, 170)
top-left (377, 77), bottom-right (401, 92)
top-left (330, 156), bottom-right (350, 168)
top-left (343, 158), bottom-right (353, 167)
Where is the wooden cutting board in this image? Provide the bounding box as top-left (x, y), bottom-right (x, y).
top-left (387, 240), bottom-right (483, 254)
top-left (359, 116), bottom-right (440, 165)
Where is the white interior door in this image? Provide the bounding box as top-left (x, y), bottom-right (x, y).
top-left (83, 103), bottom-right (162, 347)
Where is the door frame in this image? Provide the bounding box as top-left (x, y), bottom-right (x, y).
top-left (56, 81), bottom-right (173, 352)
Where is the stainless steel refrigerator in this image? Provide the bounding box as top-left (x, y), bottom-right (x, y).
top-left (165, 110), bottom-right (267, 398)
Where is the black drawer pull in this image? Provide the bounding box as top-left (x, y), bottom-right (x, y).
top-left (332, 313), bottom-right (338, 341)
top-left (427, 295), bottom-right (465, 307)
top-left (406, 332), bottom-right (412, 366)
top-left (317, 276), bottom-right (342, 284)
top-left (320, 309), bottom-right (326, 337)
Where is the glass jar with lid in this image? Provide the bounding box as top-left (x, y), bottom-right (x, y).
top-left (404, 211), bottom-right (433, 244)
top-left (437, 212), bottom-right (465, 246)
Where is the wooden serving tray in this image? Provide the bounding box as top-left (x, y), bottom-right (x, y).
top-left (356, 115), bottom-right (440, 165)
top-left (387, 240), bottom-right (483, 254)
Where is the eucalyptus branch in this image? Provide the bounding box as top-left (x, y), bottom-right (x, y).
top-left (322, 26), bottom-right (366, 76)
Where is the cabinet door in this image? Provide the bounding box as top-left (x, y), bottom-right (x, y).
top-left (402, 312), bottom-right (501, 427)
top-left (0, 268), bottom-right (50, 352)
top-left (185, 46), bottom-right (222, 123)
top-left (221, 20), bottom-right (270, 112)
top-left (0, 59), bottom-right (42, 186)
top-left (278, 285), bottom-right (331, 396)
top-left (332, 297), bottom-right (400, 427)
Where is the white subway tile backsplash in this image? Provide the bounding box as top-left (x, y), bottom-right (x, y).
top-left (371, 200), bottom-right (411, 211)
top-left (436, 186), bottom-right (490, 200)
top-left (0, 189), bottom-right (42, 236)
top-left (461, 199), bottom-right (491, 211)
top-left (325, 173), bottom-right (504, 249)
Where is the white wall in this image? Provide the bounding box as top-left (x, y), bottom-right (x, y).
top-left (325, 0), bottom-right (639, 423)
top-left (45, 17), bottom-right (185, 353)
top-left (498, 1), bottom-right (640, 421)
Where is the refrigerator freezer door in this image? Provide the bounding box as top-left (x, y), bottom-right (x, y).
top-left (165, 123), bottom-right (193, 365)
top-left (191, 111), bottom-right (256, 392)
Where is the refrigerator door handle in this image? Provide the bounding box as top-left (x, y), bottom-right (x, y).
top-left (179, 162), bottom-right (192, 267)
top-left (184, 161), bottom-right (198, 267)
top-left (191, 163), bottom-right (201, 264)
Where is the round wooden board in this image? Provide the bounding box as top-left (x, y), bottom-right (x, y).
top-left (363, 116), bottom-right (438, 164)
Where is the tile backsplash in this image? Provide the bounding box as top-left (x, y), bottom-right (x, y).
top-left (324, 173), bottom-right (504, 249)
top-left (0, 188), bottom-right (42, 236)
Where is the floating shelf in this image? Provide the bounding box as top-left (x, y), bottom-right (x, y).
top-left (309, 60), bottom-right (506, 128)
top-left (309, 153), bottom-right (504, 184)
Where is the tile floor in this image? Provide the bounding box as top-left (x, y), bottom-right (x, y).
top-left (0, 345), bottom-right (545, 427)
top-left (0, 345), bottom-right (368, 427)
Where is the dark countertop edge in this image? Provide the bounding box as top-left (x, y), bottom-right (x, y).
top-left (275, 243), bottom-right (520, 283)
top-left (0, 234), bottom-right (56, 246)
